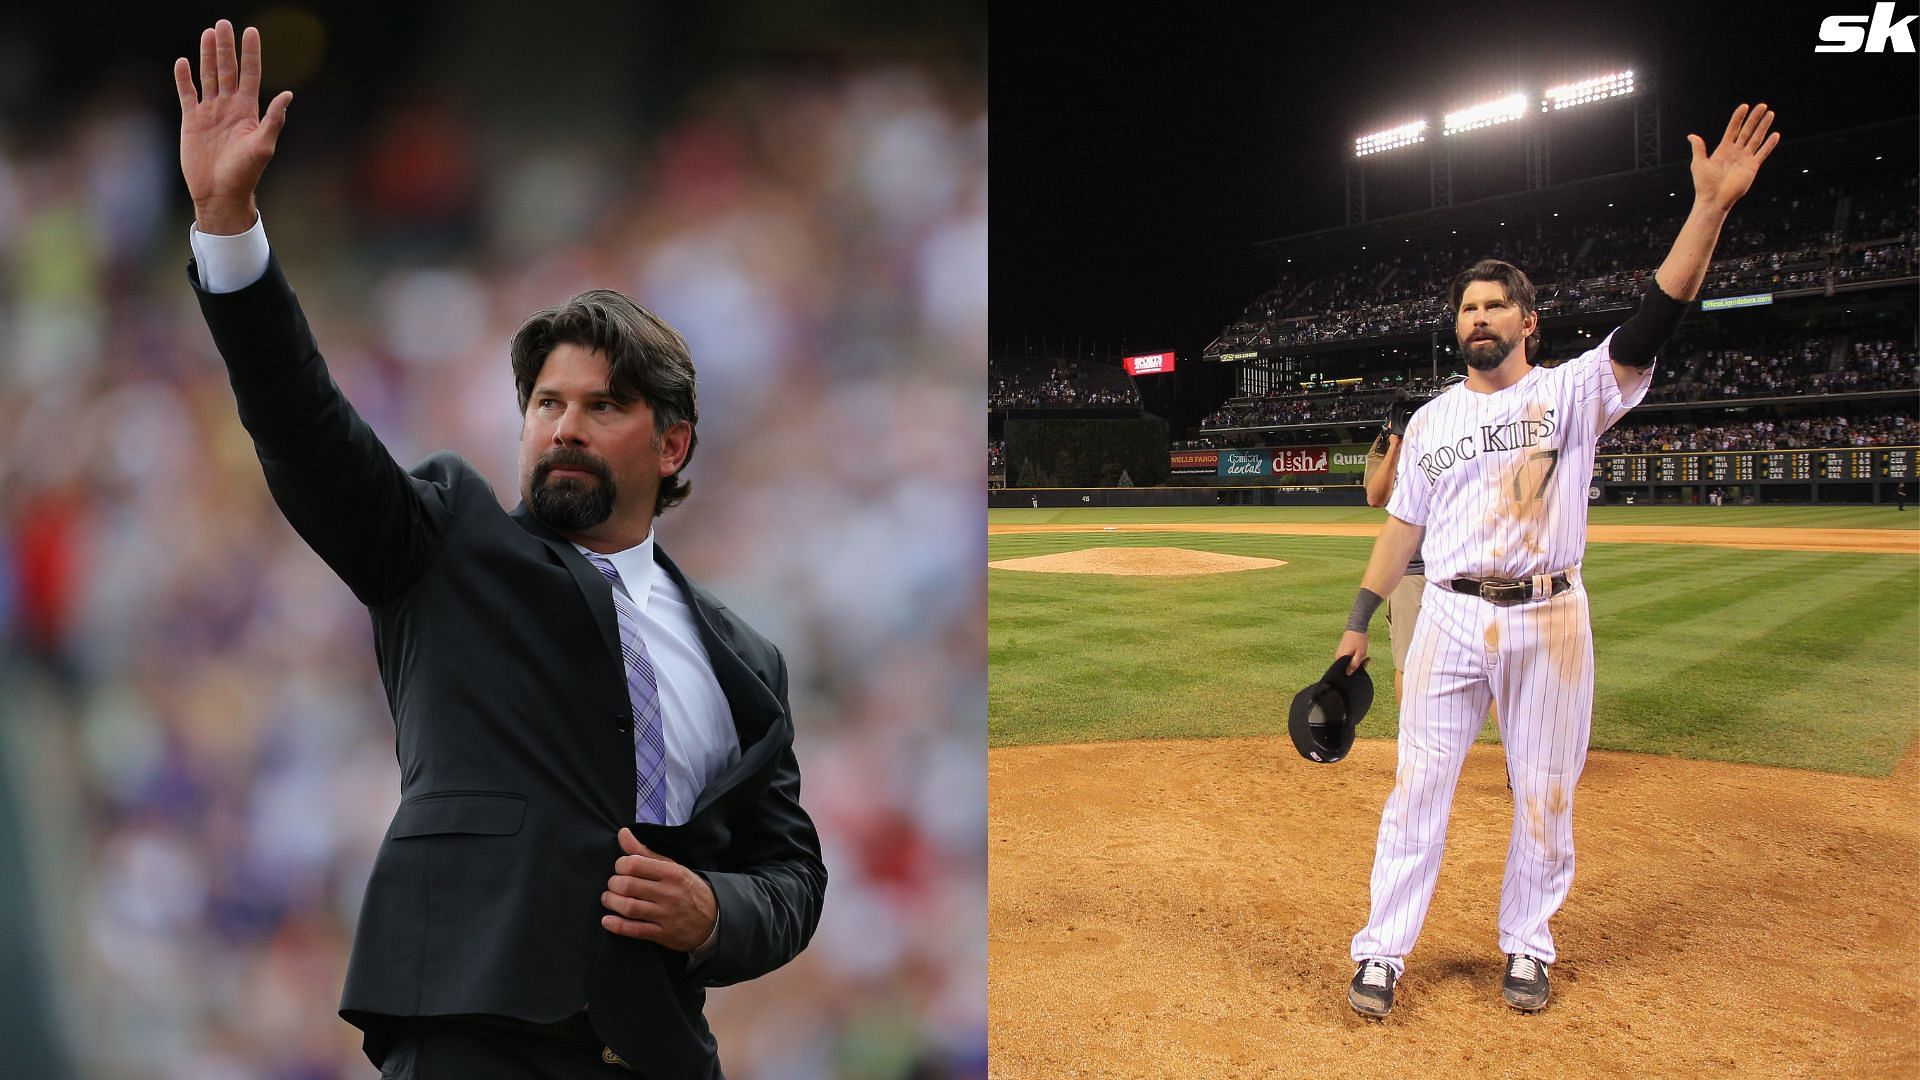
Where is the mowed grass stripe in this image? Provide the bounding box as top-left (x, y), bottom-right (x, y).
top-left (1732, 600), bottom-right (1920, 774)
top-left (1590, 548), bottom-right (1910, 680)
top-left (988, 506), bottom-right (1384, 527)
top-left (1581, 504), bottom-right (1919, 530)
top-left (989, 531), bottom-right (1920, 775)
top-left (1590, 551), bottom-right (1918, 773)
top-left (1583, 547), bottom-right (1816, 624)
top-left (988, 504), bottom-right (1920, 530)
top-left (990, 536), bottom-right (1362, 746)
top-left (1592, 550), bottom-right (1911, 688)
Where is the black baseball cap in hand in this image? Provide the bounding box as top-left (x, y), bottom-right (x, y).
top-left (1289, 654), bottom-right (1373, 764)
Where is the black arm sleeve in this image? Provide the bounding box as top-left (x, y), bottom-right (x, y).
top-left (1609, 283), bottom-right (1690, 369)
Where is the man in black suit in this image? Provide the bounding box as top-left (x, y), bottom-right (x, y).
top-left (174, 20), bottom-right (825, 1078)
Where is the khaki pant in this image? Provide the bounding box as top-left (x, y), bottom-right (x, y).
top-left (1387, 573), bottom-right (1424, 671)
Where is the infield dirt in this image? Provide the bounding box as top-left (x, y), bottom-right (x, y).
top-left (988, 522), bottom-right (1920, 1077)
top-left (988, 546), bottom-right (1288, 575)
top-left (989, 739), bottom-right (1920, 1078)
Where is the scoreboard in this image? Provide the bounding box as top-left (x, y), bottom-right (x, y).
top-left (1595, 448), bottom-right (1915, 483)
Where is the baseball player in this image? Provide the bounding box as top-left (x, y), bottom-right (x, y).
top-left (1336, 103), bottom-right (1779, 1019)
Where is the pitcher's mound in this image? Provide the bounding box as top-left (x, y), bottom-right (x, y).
top-left (989, 546), bottom-right (1286, 576)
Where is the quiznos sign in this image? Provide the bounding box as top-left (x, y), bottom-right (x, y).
top-left (1123, 351), bottom-right (1177, 376)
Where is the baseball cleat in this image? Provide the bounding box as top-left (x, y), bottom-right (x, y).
top-left (1501, 954), bottom-right (1550, 1012)
top-left (1349, 959), bottom-right (1396, 1019)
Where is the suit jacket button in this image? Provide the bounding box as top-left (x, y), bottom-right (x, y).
top-left (614, 713), bottom-right (630, 733)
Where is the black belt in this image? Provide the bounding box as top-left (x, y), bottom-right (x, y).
top-left (1449, 571), bottom-right (1573, 606)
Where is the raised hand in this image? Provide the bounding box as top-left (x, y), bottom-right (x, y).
top-left (1687, 104), bottom-right (1779, 213)
top-left (175, 19), bottom-right (293, 234)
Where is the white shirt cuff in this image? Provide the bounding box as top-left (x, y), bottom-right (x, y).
top-left (189, 212), bottom-right (271, 294)
top-left (687, 906), bottom-right (720, 968)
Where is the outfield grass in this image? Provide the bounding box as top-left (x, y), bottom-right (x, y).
top-left (989, 503), bottom-right (1920, 530)
top-left (988, 508), bottom-right (1920, 776)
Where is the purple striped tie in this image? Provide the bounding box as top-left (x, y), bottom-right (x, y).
top-left (585, 554), bottom-right (670, 824)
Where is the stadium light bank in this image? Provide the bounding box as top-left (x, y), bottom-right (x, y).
top-left (1542, 70), bottom-right (1635, 112)
top-left (1351, 69), bottom-right (1637, 156)
top-left (1355, 120), bottom-right (1428, 157)
top-left (1443, 92), bottom-right (1530, 136)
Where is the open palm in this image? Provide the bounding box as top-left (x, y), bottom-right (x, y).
top-left (175, 20), bottom-right (292, 229)
top-left (1688, 103), bottom-right (1779, 212)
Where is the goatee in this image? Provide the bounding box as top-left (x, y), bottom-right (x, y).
top-left (529, 449), bottom-right (617, 532)
top-left (1461, 333), bottom-right (1513, 371)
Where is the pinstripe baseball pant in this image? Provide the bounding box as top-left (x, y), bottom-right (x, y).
top-left (1351, 576), bottom-right (1593, 974)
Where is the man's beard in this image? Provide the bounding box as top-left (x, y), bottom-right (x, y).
top-left (1459, 329), bottom-right (1518, 371)
top-left (529, 448), bottom-right (617, 532)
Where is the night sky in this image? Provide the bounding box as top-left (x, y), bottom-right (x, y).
top-left (991, 1), bottom-right (1919, 364)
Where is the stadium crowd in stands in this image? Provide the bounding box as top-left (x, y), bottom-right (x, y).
top-left (1208, 172), bottom-right (1918, 354)
top-left (1198, 332), bottom-right (1916, 432)
top-left (1202, 392), bottom-right (1394, 429)
top-left (988, 356), bottom-right (1137, 409)
top-left (1657, 335), bottom-right (1914, 399)
top-left (1599, 413), bottom-right (1914, 453)
top-left (0, 64), bottom-right (985, 1080)
top-left (1177, 414), bottom-right (1916, 455)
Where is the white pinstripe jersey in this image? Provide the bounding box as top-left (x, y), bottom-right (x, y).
top-left (1386, 331), bottom-right (1652, 584)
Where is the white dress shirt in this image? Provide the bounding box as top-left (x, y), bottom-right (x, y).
top-left (575, 533), bottom-right (741, 825)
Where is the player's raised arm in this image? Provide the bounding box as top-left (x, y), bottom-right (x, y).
top-left (1607, 103), bottom-right (1780, 387)
top-left (176, 19), bottom-right (293, 235)
top-left (177, 20), bottom-right (447, 606)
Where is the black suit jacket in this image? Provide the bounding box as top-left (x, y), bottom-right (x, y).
top-left (191, 255), bottom-right (826, 1079)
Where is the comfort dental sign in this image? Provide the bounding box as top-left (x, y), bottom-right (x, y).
top-left (1123, 351), bottom-right (1176, 375)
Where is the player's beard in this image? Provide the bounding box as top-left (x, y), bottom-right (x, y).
top-left (1459, 327), bottom-right (1519, 371)
top-left (529, 448), bottom-right (617, 532)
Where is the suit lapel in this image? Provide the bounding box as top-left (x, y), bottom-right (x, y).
top-left (509, 504), bottom-right (621, 668)
top-left (507, 510), bottom-right (787, 819)
top-left (653, 546), bottom-right (785, 736)
top-left (653, 546), bottom-right (790, 817)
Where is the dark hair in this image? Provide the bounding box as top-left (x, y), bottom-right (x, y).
top-left (1449, 259), bottom-right (1542, 358)
top-left (509, 290), bottom-right (699, 516)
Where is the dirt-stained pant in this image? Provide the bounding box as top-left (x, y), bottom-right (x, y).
top-left (1351, 577), bottom-right (1593, 975)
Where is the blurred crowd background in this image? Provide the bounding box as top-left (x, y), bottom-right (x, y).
top-left (0, 4), bottom-right (985, 1078)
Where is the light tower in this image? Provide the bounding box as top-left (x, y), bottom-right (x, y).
top-left (1344, 68), bottom-right (1651, 220)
